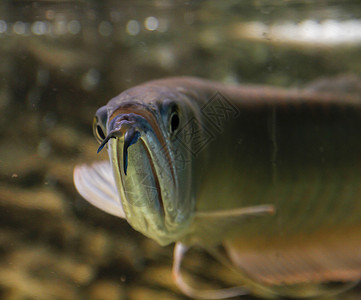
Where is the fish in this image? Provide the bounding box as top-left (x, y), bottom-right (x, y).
top-left (73, 76), bottom-right (361, 299)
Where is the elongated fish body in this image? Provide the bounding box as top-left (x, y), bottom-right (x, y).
top-left (179, 79), bottom-right (361, 297)
top-left (74, 77), bottom-right (361, 298)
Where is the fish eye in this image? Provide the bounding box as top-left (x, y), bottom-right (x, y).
top-left (93, 117), bottom-right (106, 144)
top-left (169, 108), bottom-right (180, 135)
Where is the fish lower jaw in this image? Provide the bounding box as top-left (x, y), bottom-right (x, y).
top-left (129, 216), bottom-right (192, 246)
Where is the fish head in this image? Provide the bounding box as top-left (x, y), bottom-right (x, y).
top-left (93, 86), bottom-right (199, 245)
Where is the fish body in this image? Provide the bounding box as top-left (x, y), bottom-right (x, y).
top-left (74, 77), bottom-right (361, 298)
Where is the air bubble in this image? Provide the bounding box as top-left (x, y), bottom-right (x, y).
top-left (0, 20), bottom-right (7, 33)
top-left (13, 21), bottom-right (26, 35)
top-left (98, 21), bottom-right (112, 37)
top-left (68, 20), bottom-right (81, 35)
top-left (144, 16), bottom-right (159, 31)
top-left (126, 20), bottom-right (140, 36)
top-left (81, 68), bottom-right (100, 91)
top-left (31, 21), bottom-right (48, 35)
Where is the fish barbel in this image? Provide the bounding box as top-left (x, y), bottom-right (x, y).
top-left (74, 77), bottom-right (361, 299)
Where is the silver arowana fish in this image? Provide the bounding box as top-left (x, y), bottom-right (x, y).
top-left (74, 77), bottom-right (361, 299)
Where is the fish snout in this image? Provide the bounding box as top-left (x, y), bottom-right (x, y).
top-left (97, 113), bottom-right (146, 154)
top-left (108, 113), bottom-right (147, 136)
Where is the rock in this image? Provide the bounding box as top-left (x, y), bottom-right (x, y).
top-left (0, 264), bottom-right (81, 300)
top-left (6, 246), bottom-right (95, 285)
top-left (127, 286), bottom-right (183, 300)
top-left (79, 228), bottom-right (111, 263)
top-left (0, 186), bottom-right (65, 216)
top-left (142, 265), bottom-right (177, 292)
top-left (46, 158), bottom-right (79, 193)
top-left (45, 125), bottom-right (80, 156)
top-left (0, 142), bottom-right (46, 186)
top-left (141, 238), bottom-right (171, 261)
top-left (88, 280), bottom-right (126, 300)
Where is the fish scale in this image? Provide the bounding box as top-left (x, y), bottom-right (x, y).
top-left (195, 98), bottom-right (360, 227)
top-left (185, 83), bottom-right (361, 294)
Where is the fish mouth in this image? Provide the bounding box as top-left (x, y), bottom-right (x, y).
top-left (107, 106), bottom-right (177, 240)
top-left (139, 138), bottom-right (165, 214)
top-left (115, 136), bottom-right (165, 215)
top-left (109, 105), bottom-right (176, 185)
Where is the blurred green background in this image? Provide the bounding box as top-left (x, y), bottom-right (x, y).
top-left (0, 1), bottom-right (360, 299)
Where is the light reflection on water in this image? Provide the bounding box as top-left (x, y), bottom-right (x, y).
top-left (2, 13), bottom-right (361, 45)
top-left (237, 19), bottom-right (361, 45)
top-left (0, 1), bottom-right (360, 300)
top-left (0, 15), bottom-right (166, 38)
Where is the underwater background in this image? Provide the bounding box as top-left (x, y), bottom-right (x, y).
top-left (0, 1), bottom-right (360, 299)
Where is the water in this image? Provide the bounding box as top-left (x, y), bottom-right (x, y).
top-left (0, 1), bottom-right (360, 299)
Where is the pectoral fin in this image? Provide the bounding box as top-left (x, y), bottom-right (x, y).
top-left (195, 205), bottom-right (275, 220)
top-left (189, 205), bottom-right (275, 246)
top-left (73, 161), bottom-right (125, 218)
